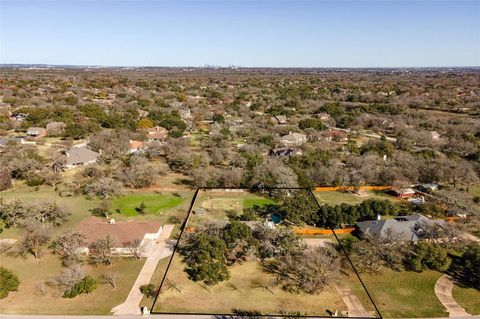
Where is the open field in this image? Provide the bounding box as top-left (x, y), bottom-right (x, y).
top-left (153, 256), bottom-right (347, 315)
top-left (452, 285), bottom-right (480, 315)
top-left (0, 185), bottom-right (99, 239)
top-left (314, 190), bottom-right (403, 206)
top-left (350, 269), bottom-right (447, 318)
top-left (0, 253), bottom-right (144, 315)
top-left (111, 192), bottom-right (185, 217)
top-left (191, 191), bottom-right (276, 225)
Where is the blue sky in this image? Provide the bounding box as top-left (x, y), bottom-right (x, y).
top-left (0, 1), bottom-right (479, 67)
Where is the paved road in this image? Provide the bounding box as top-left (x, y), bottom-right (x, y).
top-left (111, 225), bottom-right (175, 316)
top-left (434, 275), bottom-right (471, 317)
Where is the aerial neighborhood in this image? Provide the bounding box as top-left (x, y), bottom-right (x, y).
top-left (0, 67), bottom-right (479, 318)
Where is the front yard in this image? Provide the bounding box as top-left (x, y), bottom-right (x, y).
top-left (350, 269), bottom-right (447, 318)
top-left (0, 253), bottom-right (144, 315)
top-left (153, 255), bottom-right (346, 315)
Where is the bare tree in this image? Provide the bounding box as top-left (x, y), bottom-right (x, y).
top-left (124, 239), bottom-right (144, 259)
top-left (51, 231), bottom-right (86, 266)
top-left (20, 223), bottom-right (51, 259)
top-left (263, 246), bottom-right (339, 294)
top-left (89, 236), bottom-right (114, 265)
top-left (47, 265), bottom-right (85, 295)
top-left (100, 272), bottom-right (119, 288)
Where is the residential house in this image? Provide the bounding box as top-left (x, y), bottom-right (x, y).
top-left (355, 214), bottom-right (445, 242)
top-left (145, 126), bottom-right (168, 142)
top-left (128, 140), bottom-right (146, 154)
top-left (75, 217), bottom-right (163, 256)
top-left (65, 144), bottom-right (100, 168)
top-left (322, 129), bottom-right (348, 142)
top-left (391, 188), bottom-right (416, 199)
top-left (416, 183), bottom-right (439, 193)
top-left (280, 132), bottom-right (307, 147)
top-left (26, 127), bottom-right (47, 140)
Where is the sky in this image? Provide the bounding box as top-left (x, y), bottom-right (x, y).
top-left (0, 0), bottom-right (479, 67)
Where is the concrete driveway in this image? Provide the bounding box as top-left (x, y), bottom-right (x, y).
top-left (111, 224), bottom-right (175, 316)
top-left (434, 275), bottom-right (471, 317)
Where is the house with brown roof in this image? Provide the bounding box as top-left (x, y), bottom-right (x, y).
top-left (128, 140), bottom-right (146, 154)
top-left (322, 129), bottom-right (348, 142)
top-left (145, 126), bottom-right (168, 142)
top-left (26, 127), bottom-right (47, 140)
top-left (75, 217), bottom-right (163, 256)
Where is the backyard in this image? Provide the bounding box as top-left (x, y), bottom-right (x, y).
top-left (111, 191), bottom-right (186, 217)
top-left (314, 190), bottom-right (403, 206)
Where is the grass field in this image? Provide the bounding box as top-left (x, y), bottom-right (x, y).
top-left (0, 185), bottom-right (99, 239)
top-left (452, 285), bottom-right (480, 315)
top-left (350, 269), bottom-right (447, 318)
top-left (0, 253), bottom-right (144, 315)
top-left (111, 192), bottom-right (185, 217)
top-left (314, 190), bottom-right (403, 206)
top-left (153, 255), bottom-right (346, 315)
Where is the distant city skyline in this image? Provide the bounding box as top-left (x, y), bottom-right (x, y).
top-left (1, 1), bottom-right (479, 67)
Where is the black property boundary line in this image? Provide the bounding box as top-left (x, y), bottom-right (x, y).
top-left (150, 187), bottom-right (382, 319)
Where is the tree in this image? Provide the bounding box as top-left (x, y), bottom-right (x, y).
top-left (116, 157), bottom-right (156, 189)
top-left (47, 265), bottom-right (85, 295)
top-left (222, 221), bottom-right (257, 265)
top-left (0, 199), bottom-right (29, 227)
top-left (124, 239), bottom-right (144, 259)
top-left (140, 283), bottom-right (157, 298)
top-left (101, 272), bottom-right (119, 288)
top-left (63, 276), bottom-right (97, 298)
top-left (254, 226), bottom-right (306, 259)
top-left (461, 245), bottom-right (480, 287)
top-left (0, 169), bottom-right (12, 191)
top-left (84, 178), bottom-right (122, 199)
top-left (180, 233), bottom-right (230, 285)
top-left (405, 242), bottom-right (451, 272)
top-left (89, 130), bottom-right (130, 162)
top-left (89, 236), bottom-right (114, 265)
top-left (31, 201), bottom-right (70, 226)
top-left (20, 223), bottom-right (51, 258)
top-left (51, 231), bottom-right (86, 266)
top-left (263, 246), bottom-right (339, 294)
top-left (0, 267), bottom-right (19, 299)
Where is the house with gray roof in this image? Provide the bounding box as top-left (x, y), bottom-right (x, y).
top-left (280, 132), bottom-right (307, 147)
top-left (355, 214), bottom-right (445, 242)
top-left (65, 144), bottom-right (100, 168)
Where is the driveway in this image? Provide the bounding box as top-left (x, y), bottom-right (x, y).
top-left (434, 275), bottom-right (471, 317)
top-left (111, 224), bottom-right (175, 316)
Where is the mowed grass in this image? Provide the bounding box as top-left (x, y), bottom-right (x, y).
top-left (154, 255), bottom-right (346, 315)
top-left (452, 285), bottom-right (480, 315)
top-left (350, 269), bottom-right (447, 318)
top-left (0, 253), bottom-right (144, 315)
top-left (111, 192), bottom-right (184, 217)
top-left (0, 185), bottom-right (99, 239)
top-left (314, 191), bottom-right (402, 206)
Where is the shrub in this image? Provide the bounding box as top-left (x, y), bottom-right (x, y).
top-left (140, 283), bottom-right (157, 298)
top-left (0, 267), bottom-right (20, 299)
top-left (63, 276), bottom-right (97, 298)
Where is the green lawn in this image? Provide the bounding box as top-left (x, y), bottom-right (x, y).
top-left (243, 197), bottom-right (275, 208)
top-left (350, 269), bottom-right (447, 318)
top-left (452, 285), bottom-right (480, 315)
top-left (315, 191), bottom-right (402, 206)
top-left (111, 192), bottom-right (184, 217)
top-left (0, 253), bottom-right (144, 315)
